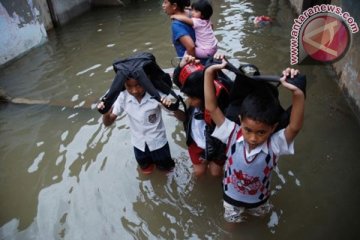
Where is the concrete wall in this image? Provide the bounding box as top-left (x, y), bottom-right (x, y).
top-left (331, 0), bottom-right (360, 122)
top-left (47, 0), bottom-right (127, 27)
top-left (288, 0), bottom-right (303, 13)
top-left (91, 0), bottom-right (125, 7)
top-left (37, 0), bottom-right (53, 30)
top-left (0, 0), bottom-right (93, 66)
top-left (47, 0), bottom-right (91, 27)
top-left (0, 0), bottom-right (47, 65)
top-left (0, 0), bottom-right (128, 67)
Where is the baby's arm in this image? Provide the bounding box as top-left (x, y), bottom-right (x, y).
top-left (171, 14), bottom-right (194, 26)
top-left (280, 68), bottom-right (305, 144)
top-left (204, 56), bottom-right (227, 127)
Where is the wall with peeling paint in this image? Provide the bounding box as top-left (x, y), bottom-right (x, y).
top-left (0, 0), bottom-right (122, 67)
top-left (0, 0), bottom-right (47, 65)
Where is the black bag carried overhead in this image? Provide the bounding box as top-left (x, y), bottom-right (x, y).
top-left (98, 52), bottom-right (180, 114)
top-left (218, 59), bottom-right (306, 131)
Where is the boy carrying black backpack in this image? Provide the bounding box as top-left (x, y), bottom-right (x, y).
top-left (97, 52), bottom-right (182, 174)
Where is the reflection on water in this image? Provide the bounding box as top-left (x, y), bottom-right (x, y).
top-left (1, 0), bottom-right (360, 239)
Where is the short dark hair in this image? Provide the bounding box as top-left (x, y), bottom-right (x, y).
top-left (191, 0), bottom-right (213, 20)
top-left (180, 71), bottom-right (204, 100)
top-left (168, 0), bottom-right (189, 11)
top-left (239, 87), bottom-right (282, 126)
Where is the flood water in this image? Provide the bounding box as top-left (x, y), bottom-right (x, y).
top-left (1, 0), bottom-right (360, 239)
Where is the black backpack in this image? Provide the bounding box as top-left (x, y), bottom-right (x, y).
top-left (98, 52), bottom-right (180, 114)
top-left (209, 59), bottom-right (306, 131)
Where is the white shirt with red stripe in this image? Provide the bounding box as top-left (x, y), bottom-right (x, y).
top-left (212, 118), bottom-right (294, 207)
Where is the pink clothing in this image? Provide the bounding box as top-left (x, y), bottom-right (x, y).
top-left (192, 18), bottom-right (218, 58)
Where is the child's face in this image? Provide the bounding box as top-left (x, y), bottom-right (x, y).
top-left (240, 117), bottom-right (276, 150)
top-left (187, 96), bottom-right (202, 108)
top-left (125, 78), bottom-right (145, 100)
top-left (191, 9), bottom-right (202, 18)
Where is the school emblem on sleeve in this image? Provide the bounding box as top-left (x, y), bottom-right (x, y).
top-left (148, 113), bottom-right (157, 124)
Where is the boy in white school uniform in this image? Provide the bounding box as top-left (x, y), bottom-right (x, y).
top-left (98, 77), bottom-right (176, 174)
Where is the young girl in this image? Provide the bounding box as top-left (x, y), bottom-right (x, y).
top-left (171, 0), bottom-right (218, 58)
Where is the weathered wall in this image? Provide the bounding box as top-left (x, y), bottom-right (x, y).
top-left (288, 0), bottom-right (303, 13)
top-left (91, 0), bottom-right (125, 7)
top-left (0, 0), bottom-right (128, 67)
top-left (36, 0), bottom-right (53, 30)
top-left (47, 0), bottom-right (91, 26)
top-left (0, 0), bottom-right (95, 67)
top-left (331, 0), bottom-right (360, 121)
top-left (0, 0), bottom-right (47, 65)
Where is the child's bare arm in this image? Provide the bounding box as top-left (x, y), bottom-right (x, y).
top-left (102, 110), bottom-right (117, 126)
top-left (204, 57), bottom-right (227, 127)
top-left (280, 68), bottom-right (305, 144)
top-left (161, 97), bottom-right (186, 121)
top-left (179, 53), bottom-right (199, 67)
top-left (171, 109), bottom-right (186, 122)
top-left (171, 14), bottom-right (194, 26)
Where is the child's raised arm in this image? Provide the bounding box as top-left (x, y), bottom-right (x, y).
top-left (204, 57), bottom-right (227, 127)
top-left (171, 14), bottom-right (194, 26)
top-left (280, 68), bottom-right (305, 144)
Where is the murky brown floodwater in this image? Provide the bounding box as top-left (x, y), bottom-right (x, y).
top-left (1, 0), bottom-right (360, 239)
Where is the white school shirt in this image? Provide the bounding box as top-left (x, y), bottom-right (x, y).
top-left (190, 108), bottom-right (206, 149)
top-left (112, 91), bottom-right (167, 152)
top-left (212, 118), bottom-right (294, 157)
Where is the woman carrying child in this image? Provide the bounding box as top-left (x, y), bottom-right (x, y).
top-left (171, 0), bottom-right (218, 59)
top-left (162, 0), bottom-right (196, 58)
